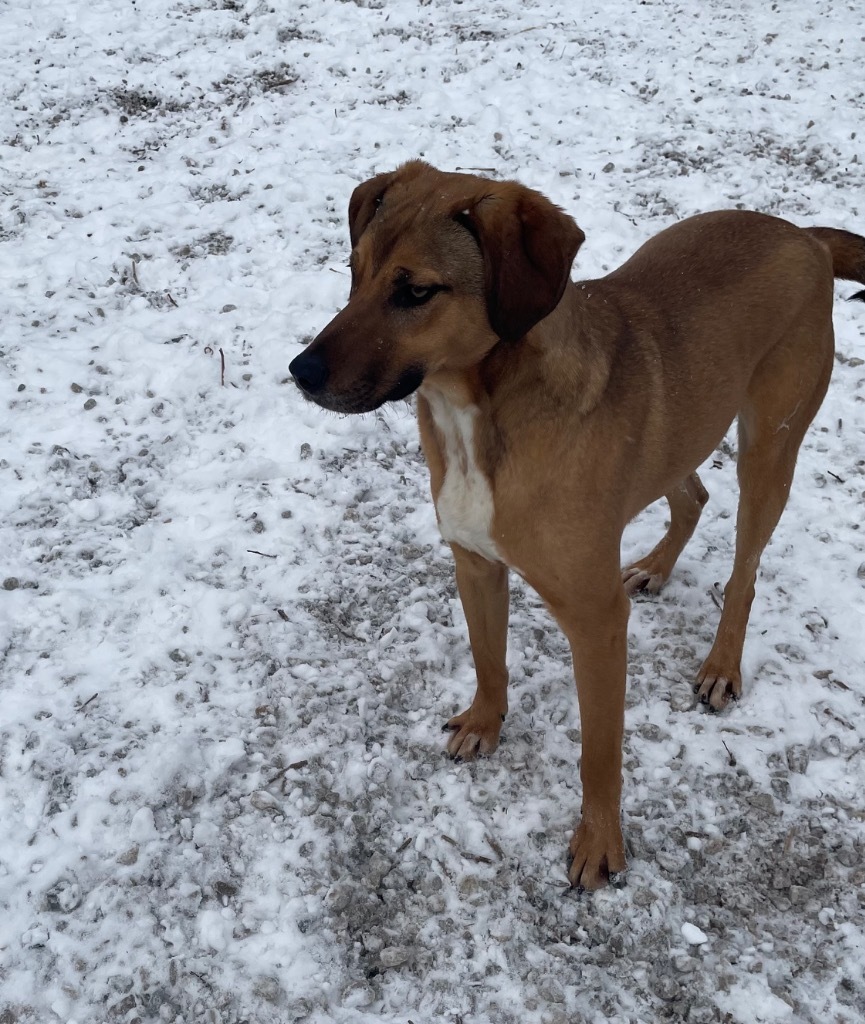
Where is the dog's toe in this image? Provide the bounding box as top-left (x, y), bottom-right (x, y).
top-left (621, 566), bottom-right (665, 596)
top-left (695, 673), bottom-right (741, 710)
top-left (567, 818), bottom-right (627, 890)
top-left (444, 706), bottom-right (503, 760)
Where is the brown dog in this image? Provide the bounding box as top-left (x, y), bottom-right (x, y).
top-left (289, 161), bottom-right (865, 889)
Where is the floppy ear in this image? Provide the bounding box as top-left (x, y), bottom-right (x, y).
top-left (458, 185), bottom-right (585, 342)
top-left (348, 172), bottom-right (395, 248)
top-left (348, 161), bottom-right (433, 247)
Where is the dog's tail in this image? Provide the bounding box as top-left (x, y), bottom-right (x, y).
top-left (806, 227), bottom-right (865, 302)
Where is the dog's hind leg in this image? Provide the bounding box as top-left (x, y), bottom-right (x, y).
top-left (444, 544), bottom-right (510, 760)
top-left (696, 328), bottom-right (834, 710)
top-left (622, 472), bottom-right (709, 595)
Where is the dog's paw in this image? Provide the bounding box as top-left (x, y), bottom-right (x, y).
top-left (694, 662), bottom-right (742, 711)
top-left (567, 817), bottom-right (627, 890)
top-left (621, 564), bottom-right (666, 596)
top-left (443, 706), bottom-right (504, 760)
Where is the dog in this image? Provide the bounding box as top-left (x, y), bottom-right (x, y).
top-left (289, 161), bottom-right (865, 889)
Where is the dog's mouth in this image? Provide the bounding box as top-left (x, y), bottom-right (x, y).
top-left (292, 364), bottom-right (425, 415)
top-left (380, 365), bottom-right (425, 404)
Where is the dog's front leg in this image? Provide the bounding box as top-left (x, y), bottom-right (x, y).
top-left (443, 543), bottom-right (509, 760)
top-left (553, 582), bottom-right (630, 889)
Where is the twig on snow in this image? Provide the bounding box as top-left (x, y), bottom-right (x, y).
top-left (485, 834), bottom-right (505, 860)
top-left (783, 829), bottom-right (796, 855)
top-left (266, 759), bottom-right (309, 785)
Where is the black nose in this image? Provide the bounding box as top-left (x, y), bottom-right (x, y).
top-left (289, 350), bottom-right (328, 395)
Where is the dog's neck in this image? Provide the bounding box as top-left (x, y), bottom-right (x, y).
top-left (445, 279), bottom-right (617, 418)
top-left (528, 279), bottom-right (617, 411)
top-left (421, 280), bottom-right (615, 420)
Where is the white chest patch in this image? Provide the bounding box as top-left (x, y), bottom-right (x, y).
top-left (424, 390), bottom-right (501, 562)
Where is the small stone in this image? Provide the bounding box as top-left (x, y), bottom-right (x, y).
top-left (324, 885), bottom-right (351, 913)
top-left (537, 976), bottom-right (566, 1003)
top-left (785, 744), bottom-right (810, 774)
top-left (83, 398), bottom-right (97, 410)
top-left (21, 926), bottom-right (50, 948)
top-left (821, 735), bottom-right (842, 757)
top-left (771, 777), bottom-right (790, 800)
top-left (287, 998), bottom-right (313, 1021)
top-left (747, 792), bottom-right (776, 814)
top-left (45, 878), bottom-right (82, 912)
top-left (379, 946), bottom-right (408, 968)
top-left (117, 846), bottom-right (139, 866)
top-left (788, 884), bottom-right (809, 906)
top-left (602, 161), bottom-right (615, 172)
top-left (341, 981), bottom-right (375, 1008)
top-left (649, 969), bottom-right (680, 1001)
top-left (632, 887), bottom-right (657, 907)
top-left (3, 577), bottom-right (20, 591)
top-left (300, 442), bottom-right (312, 459)
top-left (71, 383), bottom-right (83, 393)
top-left (221, 304), bottom-right (237, 313)
top-left (365, 852), bottom-right (392, 886)
top-left (253, 976), bottom-right (283, 1004)
top-left (419, 873), bottom-right (442, 896)
top-left (250, 791), bottom-right (280, 812)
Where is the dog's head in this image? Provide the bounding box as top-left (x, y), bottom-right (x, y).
top-left (289, 161), bottom-right (584, 413)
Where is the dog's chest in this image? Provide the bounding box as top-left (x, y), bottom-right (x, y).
top-left (424, 392), bottom-right (501, 562)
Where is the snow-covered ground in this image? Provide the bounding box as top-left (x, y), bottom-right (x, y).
top-left (1, 1), bottom-right (864, 1021)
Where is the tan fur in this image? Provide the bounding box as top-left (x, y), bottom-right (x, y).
top-left (289, 161), bottom-right (865, 889)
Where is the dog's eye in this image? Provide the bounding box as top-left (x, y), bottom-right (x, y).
top-left (393, 284), bottom-right (441, 308)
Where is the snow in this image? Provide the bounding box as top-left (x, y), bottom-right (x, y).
top-left (1, 0), bottom-right (864, 1022)
top-left (681, 923), bottom-right (709, 946)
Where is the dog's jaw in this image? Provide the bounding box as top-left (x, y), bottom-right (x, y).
top-left (381, 365), bottom-right (425, 405)
top-left (293, 364), bottom-right (425, 415)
